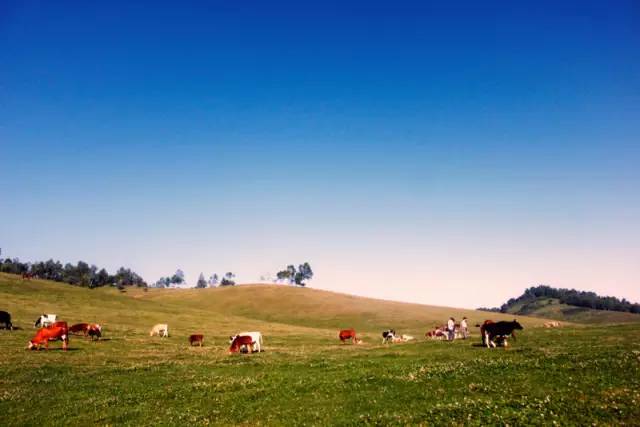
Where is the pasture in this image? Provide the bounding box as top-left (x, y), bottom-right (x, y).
top-left (1, 273), bottom-right (639, 426)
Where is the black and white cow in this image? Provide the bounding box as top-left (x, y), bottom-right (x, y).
top-left (0, 311), bottom-right (12, 330)
top-left (382, 329), bottom-right (397, 344)
top-left (483, 320), bottom-right (523, 348)
top-left (34, 314), bottom-right (57, 328)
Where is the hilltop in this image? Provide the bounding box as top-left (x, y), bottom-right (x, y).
top-left (481, 285), bottom-right (640, 324)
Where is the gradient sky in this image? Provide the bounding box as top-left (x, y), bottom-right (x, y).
top-left (1, 1), bottom-right (639, 308)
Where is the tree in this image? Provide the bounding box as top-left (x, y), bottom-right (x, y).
top-left (294, 262), bottom-right (313, 286)
top-left (196, 272), bottom-right (207, 288)
top-left (208, 273), bottom-right (219, 287)
top-left (220, 272), bottom-right (235, 286)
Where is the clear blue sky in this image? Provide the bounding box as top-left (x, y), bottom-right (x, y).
top-left (1, 1), bottom-right (639, 307)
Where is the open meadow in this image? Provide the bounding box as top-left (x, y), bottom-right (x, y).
top-left (1, 273), bottom-right (639, 426)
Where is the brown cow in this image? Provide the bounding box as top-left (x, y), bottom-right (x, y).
top-left (189, 334), bottom-right (204, 347)
top-left (69, 323), bottom-right (101, 339)
top-left (229, 335), bottom-right (254, 353)
top-left (28, 322), bottom-right (69, 351)
top-left (338, 328), bottom-right (362, 344)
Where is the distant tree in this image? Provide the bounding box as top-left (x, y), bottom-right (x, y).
top-left (293, 262), bottom-right (313, 286)
top-left (209, 273), bottom-right (219, 287)
top-left (196, 272), bottom-right (207, 288)
top-left (220, 272), bottom-right (235, 286)
top-left (171, 269), bottom-right (185, 285)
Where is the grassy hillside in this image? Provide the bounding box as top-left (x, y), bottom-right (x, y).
top-left (1, 273), bottom-right (640, 426)
top-left (132, 283), bottom-right (547, 334)
top-left (501, 297), bottom-right (640, 324)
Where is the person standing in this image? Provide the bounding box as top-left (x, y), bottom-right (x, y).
top-left (447, 317), bottom-right (455, 341)
top-left (461, 317), bottom-right (469, 339)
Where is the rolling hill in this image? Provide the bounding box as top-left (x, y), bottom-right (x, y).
top-left (497, 297), bottom-right (640, 324)
top-left (2, 272), bottom-right (640, 425)
top-left (0, 272), bottom-right (547, 339)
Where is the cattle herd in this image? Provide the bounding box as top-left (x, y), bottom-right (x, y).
top-left (0, 309), bottom-right (526, 353)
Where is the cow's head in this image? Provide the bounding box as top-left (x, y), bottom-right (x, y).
top-left (27, 341), bottom-right (35, 350)
top-left (355, 339), bottom-right (363, 345)
top-left (512, 320), bottom-right (523, 330)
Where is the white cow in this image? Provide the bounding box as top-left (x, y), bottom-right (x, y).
top-left (150, 323), bottom-right (169, 337)
top-left (400, 334), bottom-right (415, 342)
top-left (230, 331), bottom-right (263, 352)
top-left (34, 314), bottom-right (57, 328)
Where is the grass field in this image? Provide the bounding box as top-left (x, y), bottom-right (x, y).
top-left (1, 273), bottom-right (639, 426)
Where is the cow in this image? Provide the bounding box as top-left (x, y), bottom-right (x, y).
top-left (69, 323), bottom-right (90, 335)
top-left (28, 322), bottom-right (69, 351)
top-left (150, 323), bottom-right (169, 337)
top-left (87, 324), bottom-right (102, 340)
top-left (400, 334), bottom-right (414, 342)
top-left (189, 334), bottom-right (204, 347)
top-left (69, 323), bottom-right (102, 339)
top-left (426, 327), bottom-right (447, 340)
top-left (483, 320), bottom-right (523, 348)
top-left (544, 321), bottom-right (561, 328)
top-left (34, 314), bottom-right (57, 328)
top-left (381, 329), bottom-right (397, 344)
top-left (0, 310), bottom-right (12, 330)
top-left (229, 331), bottom-right (263, 352)
top-left (229, 335), bottom-right (255, 353)
top-left (338, 328), bottom-right (362, 344)
top-left (22, 272), bottom-right (33, 280)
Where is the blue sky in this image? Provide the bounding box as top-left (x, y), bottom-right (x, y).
top-left (1, 1), bottom-right (639, 307)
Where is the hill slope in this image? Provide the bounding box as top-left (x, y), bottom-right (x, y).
top-left (499, 297), bottom-right (640, 324)
top-left (130, 283), bottom-right (548, 333)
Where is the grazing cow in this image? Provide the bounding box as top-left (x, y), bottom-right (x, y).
top-left (381, 329), bottom-right (397, 344)
top-left (483, 320), bottom-right (523, 348)
top-left (34, 314), bottom-right (57, 328)
top-left (400, 334), bottom-right (414, 342)
top-left (544, 321), bottom-right (561, 328)
top-left (229, 331), bottom-right (263, 352)
top-left (22, 272), bottom-right (33, 280)
top-left (69, 323), bottom-right (90, 335)
top-left (0, 310), bottom-right (12, 330)
top-left (28, 322), bottom-right (69, 351)
top-left (338, 328), bottom-right (362, 344)
top-left (150, 323), bottom-right (169, 337)
top-left (189, 334), bottom-right (204, 347)
top-left (69, 323), bottom-right (102, 339)
top-left (229, 335), bottom-right (255, 353)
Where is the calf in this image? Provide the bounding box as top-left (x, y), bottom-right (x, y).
top-left (189, 334), bottom-right (204, 347)
top-left (381, 329), bottom-right (397, 344)
top-left (229, 335), bottom-right (255, 353)
top-left (338, 328), bottom-right (362, 344)
top-left (28, 322), bottom-right (69, 351)
top-left (0, 310), bottom-right (12, 330)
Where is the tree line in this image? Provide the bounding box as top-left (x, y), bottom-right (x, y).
top-left (0, 256), bottom-right (146, 288)
top-left (479, 285), bottom-right (640, 314)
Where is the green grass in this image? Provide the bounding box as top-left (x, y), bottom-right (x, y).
top-left (1, 273), bottom-right (639, 426)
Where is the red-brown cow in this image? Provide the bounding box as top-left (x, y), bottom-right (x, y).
top-left (338, 328), bottom-right (362, 344)
top-left (28, 322), bottom-right (69, 351)
top-left (70, 323), bottom-right (102, 340)
top-left (189, 334), bottom-right (204, 347)
top-left (229, 335), bottom-right (254, 353)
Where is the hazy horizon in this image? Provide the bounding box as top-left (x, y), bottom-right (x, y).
top-left (2, 2), bottom-right (638, 309)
